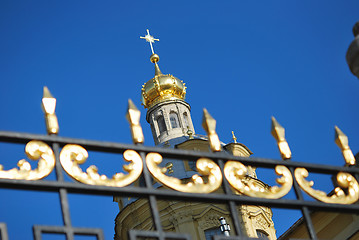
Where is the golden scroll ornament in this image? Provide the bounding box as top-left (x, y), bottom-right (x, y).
top-left (146, 152), bottom-right (222, 193)
top-left (0, 140), bottom-right (55, 180)
top-left (60, 144), bottom-right (143, 187)
top-left (224, 161), bottom-right (293, 199)
top-left (294, 168), bottom-right (359, 204)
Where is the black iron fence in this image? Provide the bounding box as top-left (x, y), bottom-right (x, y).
top-left (0, 130), bottom-right (358, 240)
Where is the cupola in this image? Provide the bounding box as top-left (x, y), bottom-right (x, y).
top-left (141, 53), bottom-right (187, 109)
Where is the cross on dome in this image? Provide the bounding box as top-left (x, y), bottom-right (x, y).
top-left (140, 29), bottom-right (159, 54)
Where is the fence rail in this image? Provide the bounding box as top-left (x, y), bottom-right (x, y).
top-left (0, 130), bottom-right (359, 240)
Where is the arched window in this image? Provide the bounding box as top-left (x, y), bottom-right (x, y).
top-left (170, 112), bottom-right (179, 129)
top-left (256, 230), bottom-right (269, 239)
top-left (157, 115), bottom-right (166, 133)
top-left (183, 112), bottom-right (189, 128)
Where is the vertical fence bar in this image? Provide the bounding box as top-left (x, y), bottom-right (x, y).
top-left (290, 167), bottom-right (318, 240)
top-left (0, 223), bottom-right (9, 240)
top-left (52, 142), bottom-right (74, 240)
top-left (139, 150), bottom-right (164, 240)
top-left (217, 159), bottom-right (244, 238)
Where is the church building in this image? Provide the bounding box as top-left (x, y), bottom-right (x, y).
top-left (114, 30), bottom-right (277, 240)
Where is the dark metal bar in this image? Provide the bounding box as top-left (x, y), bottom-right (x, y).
top-left (0, 131), bottom-right (358, 175)
top-left (33, 225), bottom-right (43, 240)
top-left (0, 177), bottom-right (358, 213)
top-left (72, 227), bottom-right (104, 238)
top-left (51, 141), bottom-right (74, 240)
top-left (1, 130), bottom-right (359, 239)
top-left (138, 150), bottom-right (164, 239)
top-left (213, 236), bottom-right (258, 240)
top-left (59, 189), bottom-right (73, 240)
top-left (33, 225), bottom-right (104, 239)
top-left (52, 142), bottom-right (64, 182)
top-left (0, 223), bottom-right (9, 240)
top-left (33, 225), bottom-right (68, 234)
top-left (290, 167), bottom-right (317, 240)
top-left (217, 159), bottom-right (243, 237)
top-left (129, 229), bottom-right (191, 240)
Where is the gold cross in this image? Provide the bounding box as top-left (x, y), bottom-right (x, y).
top-left (140, 29), bottom-right (159, 54)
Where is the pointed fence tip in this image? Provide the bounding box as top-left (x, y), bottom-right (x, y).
top-left (126, 99), bottom-right (144, 144)
top-left (128, 99), bottom-right (138, 110)
top-left (334, 126), bottom-right (347, 145)
top-left (43, 86), bottom-right (54, 98)
top-left (271, 116), bottom-right (285, 142)
top-left (334, 125), bottom-right (348, 146)
top-left (334, 125), bottom-right (355, 166)
top-left (271, 116), bottom-right (281, 128)
top-left (270, 116), bottom-right (291, 160)
top-left (202, 108), bottom-right (210, 118)
top-left (201, 108), bottom-right (221, 152)
top-left (202, 108), bottom-right (215, 130)
top-left (334, 125), bottom-right (342, 135)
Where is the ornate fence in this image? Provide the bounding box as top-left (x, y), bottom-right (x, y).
top-left (0, 88), bottom-right (358, 240)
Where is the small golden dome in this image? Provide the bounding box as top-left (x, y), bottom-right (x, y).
top-left (141, 55), bottom-right (186, 108)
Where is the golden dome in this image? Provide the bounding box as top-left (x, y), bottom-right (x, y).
top-left (141, 54), bottom-right (186, 109)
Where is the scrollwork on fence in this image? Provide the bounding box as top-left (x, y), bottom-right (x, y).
top-left (59, 144), bottom-right (143, 187)
top-left (224, 161), bottom-right (293, 199)
top-left (1, 90), bottom-right (358, 205)
top-left (146, 152), bottom-right (223, 193)
top-left (1, 140), bottom-right (358, 205)
top-left (0, 140), bottom-right (55, 180)
top-left (294, 168), bottom-right (359, 204)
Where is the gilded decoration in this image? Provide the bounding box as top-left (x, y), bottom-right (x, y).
top-left (126, 99), bottom-right (144, 144)
top-left (294, 126), bottom-right (359, 204)
top-left (335, 126), bottom-right (356, 166)
top-left (140, 29), bottom-right (187, 109)
top-left (224, 161), bottom-right (293, 199)
top-left (59, 144), bottom-right (143, 187)
top-left (271, 117), bottom-right (291, 160)
top-left (202, 109), bottom-right (221, 152)
top-left (42, 86), bottom-right (59, 135)
top-left (0, 141), bottom-right (55, 180)
top-left (141, 72), bottom-right (187, 109)
top-left (145, 152), bottom-right (222, 193)
top-left (294, 168), bottom-right (359, 204)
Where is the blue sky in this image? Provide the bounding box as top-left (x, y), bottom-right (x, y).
top-left (0, 1), bottom-right (359, 239)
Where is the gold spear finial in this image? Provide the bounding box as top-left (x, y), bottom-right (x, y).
top-left (231, 131), bottom-right (237, 143)
top-left (202, 109), bottom-right (221, 152)
top-left (42, 86), bottom-right (59, 135)
top-left (335, 126), bottom-right (355, 166)
top-left (271, 117), bottom-right (291, 160)
top-left (126, 99), bottom-right (144, 144)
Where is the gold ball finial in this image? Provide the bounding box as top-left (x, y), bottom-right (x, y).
top-left (150, 54), bottom-right (159, 63)
top-left (187, 128), bottom-right (194, 139)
